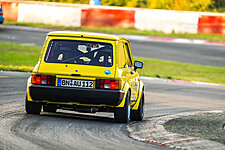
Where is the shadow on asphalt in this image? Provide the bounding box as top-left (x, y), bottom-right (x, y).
top-left (40, 111), bottom-right (116, 123)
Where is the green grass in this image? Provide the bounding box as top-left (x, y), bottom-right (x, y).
top-left (0, 41), bottom-right (225, 84)
top-left (137, 57), bottom-right (225, 84)
top-left (0, 41), bottom-right (41, 66)
top-left (5, 20), bottom-right (225, 42)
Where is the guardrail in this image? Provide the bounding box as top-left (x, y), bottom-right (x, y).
top-left (0, 0), bottom-right (224, 35)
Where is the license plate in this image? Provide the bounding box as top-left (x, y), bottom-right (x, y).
top-left (58, 79), bottom-right (94, 89)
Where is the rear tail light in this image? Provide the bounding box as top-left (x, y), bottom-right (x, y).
top-left (0, 13), bottom-right (3, 16)
top-left (96, 79), bottom-right (121, 90)
top-left (32, 74), bottom-right (55, 86)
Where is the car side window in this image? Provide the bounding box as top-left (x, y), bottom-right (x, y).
top-left (124, 42), bottom-right (132, 67)
top-left (118, 42), bottom-right (126, 68)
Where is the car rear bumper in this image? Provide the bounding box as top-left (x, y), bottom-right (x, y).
top-left (29, 84), bottom-right (125, 106)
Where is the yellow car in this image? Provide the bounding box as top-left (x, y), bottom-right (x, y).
top-left (26, 31), bottom-right (144, 123)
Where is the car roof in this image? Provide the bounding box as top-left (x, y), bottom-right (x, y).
top-left (47, 31), bottom-right (128, 41)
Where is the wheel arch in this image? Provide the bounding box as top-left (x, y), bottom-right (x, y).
top-left (116, 82), bottom-right (131, 108)
top-left (132, 80), bottom-right (144, 110)
top-left (26, 76), bottom-right (33, 101)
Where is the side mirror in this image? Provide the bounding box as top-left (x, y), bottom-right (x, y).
top-left (134, 61), bottom-right (143, 70)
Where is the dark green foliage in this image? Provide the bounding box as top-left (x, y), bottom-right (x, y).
top-left (210, 0), bottom-right (225, 12)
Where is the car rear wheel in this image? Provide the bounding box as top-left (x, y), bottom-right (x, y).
top-left (114, 91), bottom-right (130, 123)
top-left (43, 104), bottom-right (57, 113)
top-left (25, 96), bottom-right (42, 115)
top-left (130, 90), bottom-right (144, 121)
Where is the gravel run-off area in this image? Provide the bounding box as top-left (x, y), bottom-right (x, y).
top-left (164, 112), bottom-right (225, 145)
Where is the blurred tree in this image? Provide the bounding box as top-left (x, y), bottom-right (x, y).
top-left (80, 0), bottom-right (89, 4)
top-left (191, 0), bottom-right (212, 11)
top-left (25, 0), bottom-right (225, 12)
top-left (173, 0), bottom-right (191, 10)
top-left (147, 0), bottom-right (213, 11)
top-left (126, 0), bottom-right (147, 8)
top-left (101, 0), bottom-right (114, 6)
top-left (102, 0), bottom-right (129, 6)
top-left (210, 0), bottom-right (225, 12)
top-left (147, 0), bottom-right (173, 9)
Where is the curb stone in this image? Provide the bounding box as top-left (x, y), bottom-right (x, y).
top-left (127, 111), bottom-right (225, 150)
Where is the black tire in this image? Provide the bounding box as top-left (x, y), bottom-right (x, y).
top-left (130, 90), bottom-right (144, 121)
top-left (114, 91), bottom-right (131, 123)
top-left (25, 96), bottom-right (42, 115)
top-left (43, 104), bottom-right (57, 113)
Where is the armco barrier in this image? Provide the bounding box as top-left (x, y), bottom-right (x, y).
top-left (198, 15), bottom-right (225, 35)
top-left (81, 8), bottom-right (135, 28)
top-left (0, 1), bottom-right (18, 21)
top-left (17, 3), bottom-right (81, 27)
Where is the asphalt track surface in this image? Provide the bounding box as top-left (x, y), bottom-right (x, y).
top-left (1, 72), bottom-right (225, 150)
top-left (0, 25), bottom-right (225, 149)
top-left (0, 24), bottom-right (225, 67)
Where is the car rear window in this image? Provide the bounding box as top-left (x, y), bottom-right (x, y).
top-left (44, 40), bottom-right (113, 67)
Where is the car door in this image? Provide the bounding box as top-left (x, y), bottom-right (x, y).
top-left (123, 41), bottom-right (139, 102)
